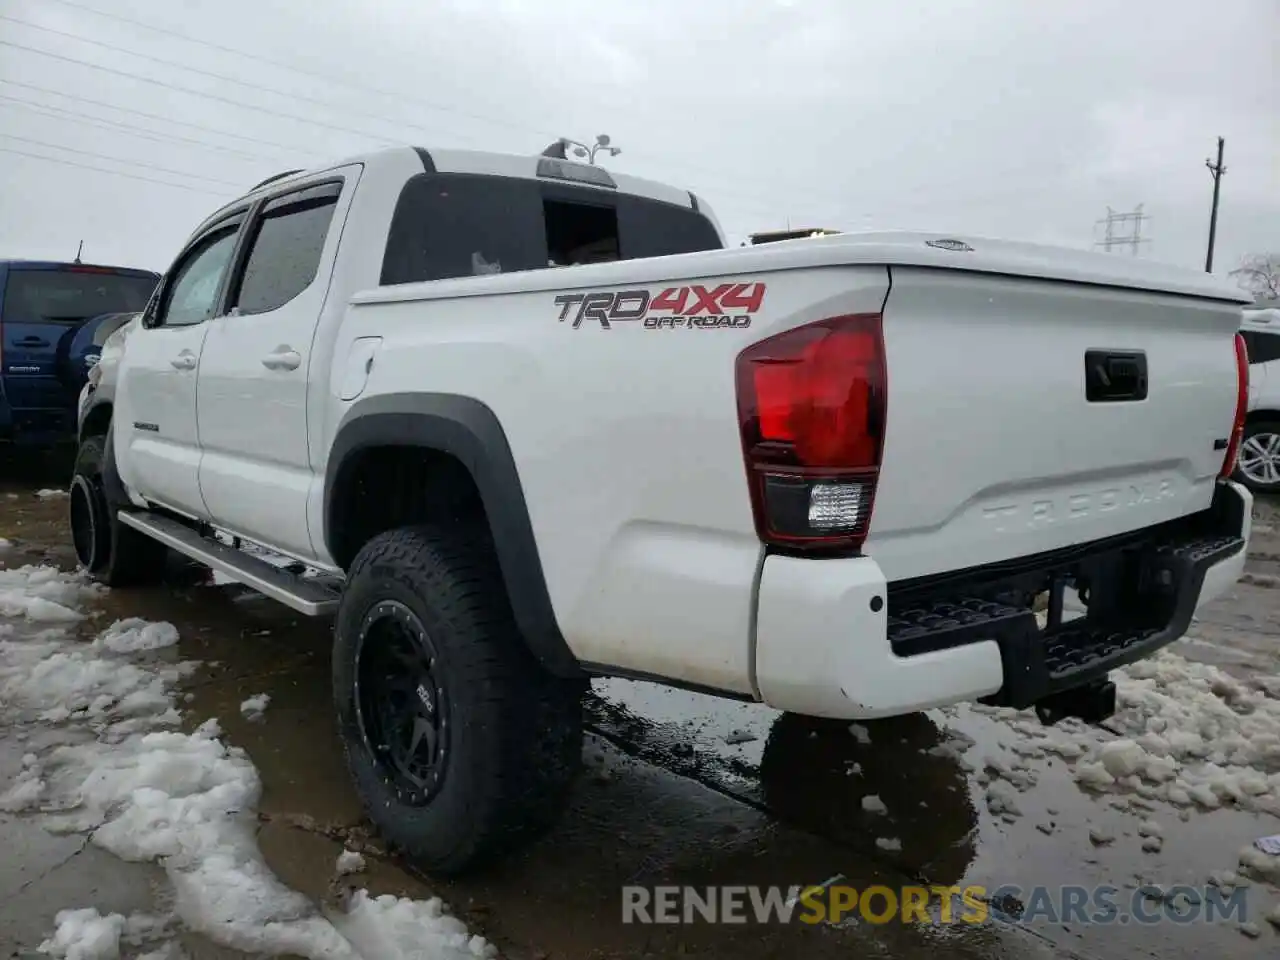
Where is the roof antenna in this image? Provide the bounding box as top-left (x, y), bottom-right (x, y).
top-left (74, 239), bottom-right (83, 264)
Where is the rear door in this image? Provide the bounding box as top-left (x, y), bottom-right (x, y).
top-left (0, 263), bottom-right (156, 413)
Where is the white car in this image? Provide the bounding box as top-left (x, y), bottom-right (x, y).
top-left (1236, 307), bottom-right (1280, 492)
top-left (73, 144), bottom-right (1253, 874)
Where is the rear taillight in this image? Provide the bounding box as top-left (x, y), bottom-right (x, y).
top-left (735, 313), bottom-right (886, 553)
top-left (1220, 332), bottom-right (1249, 478)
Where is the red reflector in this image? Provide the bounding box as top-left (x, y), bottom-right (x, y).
top-left (1221, 332), bottom-right (1248, 478)
top-left (736, 313), bottom-right (887, 553)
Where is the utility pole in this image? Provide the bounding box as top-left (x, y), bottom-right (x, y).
top-left (1204, 136), bottom-right (1226, 273)
top-left (1095, 205), bottom-right (1149, 256)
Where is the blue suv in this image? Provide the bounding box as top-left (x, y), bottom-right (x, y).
top-left (0, 260), bottom-right (159, 446)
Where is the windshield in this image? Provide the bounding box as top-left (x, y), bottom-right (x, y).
top-left (1, 268), bottom-right (158, 325)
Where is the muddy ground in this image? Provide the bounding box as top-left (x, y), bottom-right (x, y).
top-left (2, 450), bottom-right (1279, 959)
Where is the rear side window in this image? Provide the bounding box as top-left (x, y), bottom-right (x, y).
top-left (232, 183), bottom-right (340, 316)
top-left (1241, 330), bottom-right (1280, 365)
top-left (381, 173), bottom-right (722, 286)
top-left (1, 269), bottom-right (156, 325)
top-left (382, 175), bottom-right (546, 285)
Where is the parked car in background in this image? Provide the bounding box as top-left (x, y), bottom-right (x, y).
top-left (0, 261), bottom-right (158, 446)
top-left (1235, 306), bottom-right (1280, 493)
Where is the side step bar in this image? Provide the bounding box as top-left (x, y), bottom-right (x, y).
top-left (117, 511), bottom-right (340, 616)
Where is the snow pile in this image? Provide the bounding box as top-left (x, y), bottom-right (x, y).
top-left (970, 650), bottom-right (1280, 816)
top-left (336, 850), bottom-right (367, 876)
top-left (38, 907), bottom-right (125, 959)
top-left (93, 618), bottom-right (180, 654)
top-left (240, 693), bottom-right (270, 722)
top-left (0, 563), bottom-right (100, 622)
top-left (0, 563), bottom-right (495, 960)
top-left (37, 908), bottom-right (173, 960)
top-left (36, 487), bottom-right (69, 499)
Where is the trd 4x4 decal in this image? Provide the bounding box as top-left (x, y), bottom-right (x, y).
top-left (554, 282), bottom-right (766, 330)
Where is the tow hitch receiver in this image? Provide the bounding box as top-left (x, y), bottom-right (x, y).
top-left (1034, 678), bottom-right (1117, 726)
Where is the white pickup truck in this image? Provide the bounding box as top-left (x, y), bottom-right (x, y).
top-left (74, 144), bottom-right (1254, 874)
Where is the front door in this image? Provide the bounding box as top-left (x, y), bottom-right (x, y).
top-left (114, 219), bottom-right (243, 518)
top-left (196, 174), bottom-right (353, 559)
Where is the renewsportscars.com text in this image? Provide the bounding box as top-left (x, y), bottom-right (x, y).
top-left (621, 884), bottom-right (1249, 926)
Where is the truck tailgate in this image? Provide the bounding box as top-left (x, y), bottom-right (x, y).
top-left (867, 265), bottom-right (1244, 582)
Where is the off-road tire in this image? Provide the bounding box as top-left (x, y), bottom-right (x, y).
top-left (333, 524), bottom-right (584, 876)
top-left (69, 433), bottom-right (169, 587)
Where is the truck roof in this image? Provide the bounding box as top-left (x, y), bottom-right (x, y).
top-left (196, 145), bottom-right (709, 239)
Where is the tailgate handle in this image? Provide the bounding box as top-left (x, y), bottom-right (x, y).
top-left (1085, 350), bottom-right (1147, 403)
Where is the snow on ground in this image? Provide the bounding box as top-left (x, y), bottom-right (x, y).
top-left (35, 488), bottom-right (69, 499)
top-left (965, 650), bottom-right (1280, 820)
top-left (335, 850), bottom-right (367, 876)
top-left (0, 562), bottom-right (497, 959)
top-left (239, 693), bottom-right (270, 721)
top-left (949, 647), bottom-right (1280, 889)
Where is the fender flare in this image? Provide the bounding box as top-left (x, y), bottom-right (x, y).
top-left (325, 392), bottom-right (582, 678)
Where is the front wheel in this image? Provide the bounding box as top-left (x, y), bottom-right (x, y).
top-left (1235, 419), bottom-right (1280, 494)
top-left (68, 433), bottom-right (168, 586)
top-left (333, 524), bottom-right (584, 876)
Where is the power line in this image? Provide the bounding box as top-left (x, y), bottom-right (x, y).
top-left (0, 14), bottom-right (488, 149)
top-left (5, 1), bottom-right (827, 219)
top-left (0, 78), bottom-right (319, 159)
top-left (0, 95), bottom-right (282, 164)
top-left (0, 144), bottom-right (228, 197)
top-left (22, 0), bottom-right (561, 143)
top-left (0, 133), bottom-right (247, 188)
top-left (0, 39), bottom-right (399, 148)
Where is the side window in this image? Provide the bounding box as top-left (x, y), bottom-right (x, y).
top-left (1242, 330), bottom-right (1280, 365)
top-left (157, 226), bottom-right (240, 328)
top-left (230, 183), bottom-right (340, 316)
top-left (381, 174), bottom-right (547, 285)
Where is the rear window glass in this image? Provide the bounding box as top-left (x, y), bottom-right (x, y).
top-left (381, 173), bottom-right (722, 285)
top-left (1, 269), bottom-right (157, 326)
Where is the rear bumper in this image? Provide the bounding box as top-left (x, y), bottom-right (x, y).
top-left (754, 480), bottom-right (1251, 719)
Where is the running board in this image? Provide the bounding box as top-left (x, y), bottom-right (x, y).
top-left (117, 511), bottom-right (340, 616)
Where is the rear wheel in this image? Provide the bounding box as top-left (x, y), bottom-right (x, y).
top-left (1235, 419), bottom-right (1280, 493)
top-left (333, 524), bottom-right (583, 876)
top-left (69, 433), bottom-right (168, 586)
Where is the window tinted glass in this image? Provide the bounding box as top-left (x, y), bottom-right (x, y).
top-left (615, 195), bottom-right (722, 259)
top-left (1, 269), bottom-right (156, 326)
top-left (381, 173), bottom-right (723, 285)
top-left (1241, 330), bottom-right (1280, 365)
top-left (160, 228), bottom-right (238, 327)
top-left (234, 189), bottom-right (338, 315)
top-left (382, 175), bottom-right (546, 285)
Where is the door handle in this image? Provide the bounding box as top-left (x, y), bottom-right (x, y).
top-left (16, 336), bottom-right (49, 347)
top-left (261, 347), bottom-right (301, 371)
top-left (170, 351), bottom-right (197, 371)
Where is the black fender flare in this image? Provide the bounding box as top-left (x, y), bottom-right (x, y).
top-left (325, 392), bottom-right (582, 678)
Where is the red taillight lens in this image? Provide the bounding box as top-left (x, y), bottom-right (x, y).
top-left (1221, 331), bottom-right (1249, 478)
top-left (736, 313), bottom-right (886, 553)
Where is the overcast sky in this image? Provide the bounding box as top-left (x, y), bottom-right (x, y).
top-left (0, 0), bottom-right (1275, 279)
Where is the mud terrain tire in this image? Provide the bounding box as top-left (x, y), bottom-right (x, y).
top-left (333, 524), bottom-right (583, 876)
